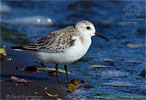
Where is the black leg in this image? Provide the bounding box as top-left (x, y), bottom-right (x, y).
top-left (64, 65), bottom-right (69, 83)
top-left (55, 64), bottom-right (59, 83)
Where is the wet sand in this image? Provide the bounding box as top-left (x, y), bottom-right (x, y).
top-left (1, 52), bottom-right (73, 100)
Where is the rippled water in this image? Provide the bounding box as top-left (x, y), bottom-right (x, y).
top-left (1, 0), bottom-right (145, 100)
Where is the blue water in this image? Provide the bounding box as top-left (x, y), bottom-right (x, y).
top-left (1, 0), bottom-right (146, 100)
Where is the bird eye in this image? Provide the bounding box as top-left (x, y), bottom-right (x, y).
top-left (86, 26), bottom-right (90, 30)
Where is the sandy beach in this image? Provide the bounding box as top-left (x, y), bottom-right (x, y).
top-left (1, 52), bottom-right (73, 100)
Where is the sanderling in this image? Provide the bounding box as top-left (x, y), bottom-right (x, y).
top-left (12, 20), bottom-right (108, 83)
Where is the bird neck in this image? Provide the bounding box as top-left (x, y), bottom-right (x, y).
top-left (81, 34), bottom-right (92, 48)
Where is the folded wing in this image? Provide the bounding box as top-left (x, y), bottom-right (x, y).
top-left (13, 26), bottom-right (77, 53)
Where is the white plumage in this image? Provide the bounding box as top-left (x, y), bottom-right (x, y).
top-left (12, 20), bottom-right (108, 83)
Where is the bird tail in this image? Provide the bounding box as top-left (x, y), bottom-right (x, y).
top-left (11, 46), bottom-right (26, 51)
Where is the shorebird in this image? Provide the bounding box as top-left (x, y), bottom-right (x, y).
top-left (12, 20), bottom-right (108, 83)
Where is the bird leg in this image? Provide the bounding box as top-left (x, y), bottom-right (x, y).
top-left (55, 64), bottom-right (59, 83)
top-left (64, 65), bottom-right (69, 83)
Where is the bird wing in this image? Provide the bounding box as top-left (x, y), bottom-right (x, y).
top-left (23, 26), bottom-right (78, 53)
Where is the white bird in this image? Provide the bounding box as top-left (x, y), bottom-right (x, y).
top-left (12, 20), bottom-right (108, 83)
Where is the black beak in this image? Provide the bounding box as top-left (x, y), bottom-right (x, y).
top-left (95, 32), bottom-right (109, 41)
